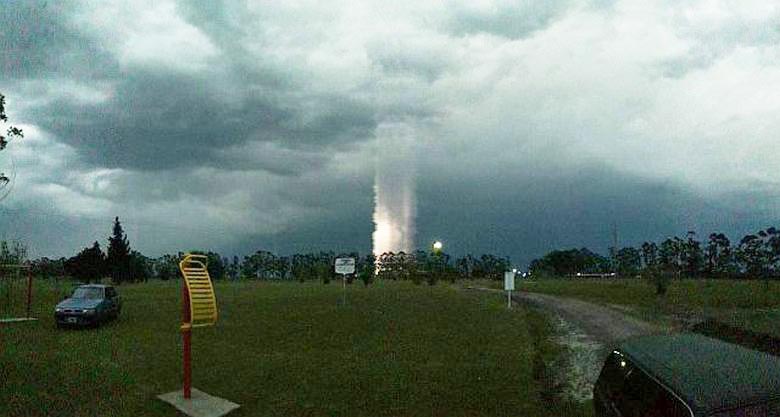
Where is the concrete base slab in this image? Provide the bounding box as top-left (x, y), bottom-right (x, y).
top-left (0, 318), bottom-right (38, 324)
top-left (157, 388), bottom-right (240, 417)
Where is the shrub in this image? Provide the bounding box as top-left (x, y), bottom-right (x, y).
top-left (644, 267), bottom-right (672, 296)
top-left (359, 269), bottom-right (372, 287)
top-left (426, 273), bottom-right (437, 286)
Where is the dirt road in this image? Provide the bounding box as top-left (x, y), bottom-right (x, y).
top-left (512, 291), bottom-right (663, 344)
top-left (470, 287), bottom-right (666, 401)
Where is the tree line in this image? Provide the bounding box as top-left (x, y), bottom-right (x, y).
top-left (529, 227), bottom-right (780, 280)
top-left (4, 218), bottom-right (512, 286)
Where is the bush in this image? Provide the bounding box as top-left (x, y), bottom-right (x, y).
top-left (314, 263), bottom-right (331, 284)
top-left (644, 267), bottom-right (672, 296)
top-left (359, 269), bottom-right (372, 287)
top-left (426, 273), bottom-right (437, 286)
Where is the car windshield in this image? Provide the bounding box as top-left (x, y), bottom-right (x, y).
top-left (71, 288), bottom-right (103, 300)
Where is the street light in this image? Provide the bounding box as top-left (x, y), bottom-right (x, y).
top-left (431, 241), bottom-right (444, 278)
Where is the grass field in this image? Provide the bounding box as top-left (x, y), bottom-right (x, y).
top-left (1, 280), bottom-right (591, 417)
top-left (514, 278), bottom-right (780, 336)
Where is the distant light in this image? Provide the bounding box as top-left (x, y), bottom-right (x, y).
top-left (620, 360), bottom-right (627, 368)
top-left (512, 269), bottom-right (517, 274)
top-left (576, 273), bottom-right (582, 276)
top-left (522, 273), bottom-right (527, 278)
top-left (433, 241), bottom-right (443, 251)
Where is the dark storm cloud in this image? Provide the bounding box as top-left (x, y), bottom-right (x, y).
top-left (229, 175), bottom-right (375, 256)
top-left (25, 70), bottom-right (376, 171)
top-left (415, 163), bottom-right (774, 268)
top-left (5, 1), bottom-right (376, 173)
top-left (0, 1), bottom-right (115, 80)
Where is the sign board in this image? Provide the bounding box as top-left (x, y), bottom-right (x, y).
top-left (335, 257), bottom-right (356, 275)
top-left (504, 271), bottom-right (515, 291)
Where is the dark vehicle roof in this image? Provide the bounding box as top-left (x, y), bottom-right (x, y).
top-left (616, 333), bottom-right (780, 415)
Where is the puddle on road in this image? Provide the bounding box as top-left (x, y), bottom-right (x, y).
top-left (551, 314), bottom-right (605, 402)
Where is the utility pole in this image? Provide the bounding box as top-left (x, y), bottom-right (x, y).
top-left (611, 222), bottom-right (619, 276)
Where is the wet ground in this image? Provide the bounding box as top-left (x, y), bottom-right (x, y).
top-left (512, 291), bottom-right (666, 401)
top-left (550, 314), bottom-right (604, 401)
top-left (468, 287), bottom-right (665, 402)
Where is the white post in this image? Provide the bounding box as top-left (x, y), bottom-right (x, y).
top-left (504, 270), bottom-right (515, 310)
top-left (342, 274), bottom-right (346, 305)
top-left (335, 257), bottom-right (355, 307)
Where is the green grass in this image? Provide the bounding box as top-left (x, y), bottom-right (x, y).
top-left (513, 278), bottom-right (780, 336)
top-left (1, 280), bottom-right (591, 417)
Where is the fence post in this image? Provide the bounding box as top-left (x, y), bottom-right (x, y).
top-left (26, 266), bottom-right (32, 319)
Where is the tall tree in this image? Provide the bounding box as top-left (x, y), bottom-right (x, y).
top-left (154, 254), bottom-right (179, 280)
top-left (706, 233), bottom-right (732, 277)
top-left (358, 253), bottom-right (376, 286)
top-left (0, 240), bottom-right (27, 264)
top-left (0, 93), bottom-right (24, 191)
top-left (230, 255), bottom-right (240, 280)
top-left (65, 242), bottom-right (105, 283)
top-left (242, 250), bottom-right (277, 279)
top-left (616, 247), bottom-right (642, 277)
top-left (129, 251), bottom-right (152, 282)
top-left (189, 250), bottom-right (226, 280)
top-left (455, 254), bottom-right (475, 279)
top-left (658, 237), bottom-right (683, 275)
top-left (528, 248), bottom-right (608, 277)
top-left (106, 216), bottom-right (131, 284)
top-left (682, 231), bottom-right (703, 278)
top-left (766, 227), bottom-right (780, 278)
top-left (31, 257), bottom-right (66, 278)
top-left (640, 241), bottom-right (658, 269)
top-left (736, 234), bottom-right (767, 279)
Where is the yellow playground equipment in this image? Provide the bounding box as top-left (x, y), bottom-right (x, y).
top-left (177, 253), bottom-right (218, 400)
top-left (178, 254), bottom-right (218, 330)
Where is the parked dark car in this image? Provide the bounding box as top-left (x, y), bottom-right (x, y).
top-left (55, 284), bottom-right (122, 328)
top-left (595, 333), bottom-right (780, 417)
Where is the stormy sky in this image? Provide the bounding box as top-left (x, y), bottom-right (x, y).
top-left (1, 0), bottom-right (779, 267)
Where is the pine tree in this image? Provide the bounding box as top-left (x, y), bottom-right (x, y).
top-left (107, 216), bottom-right (131, 284)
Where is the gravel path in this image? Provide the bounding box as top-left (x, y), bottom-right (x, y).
top-left (512, 291), bottom-right (663, 344)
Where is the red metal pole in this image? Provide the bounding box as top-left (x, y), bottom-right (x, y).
top-left (182, 276), bottom-right (192, 399)
top-left (26, 267), bottom-right (32, 319)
